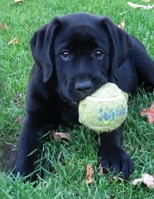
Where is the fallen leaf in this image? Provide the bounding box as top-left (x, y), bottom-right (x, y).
top-left (52, 132), bottom-right (72, 141)
top-left (109, 176), bottom-right (124, 182)
top-left (118, 20), bottom-right (125, 29)
top-left (85, 164), bottom-right (94, 184)
top-left (127, 2), bottom-right (141, 8)
top-left (127, 2), bottom-right (154, 9)
top-left (119, 11), bottom-right (127, 16)
top-left (140, 102), bottom-right (154, 124)
top-left (0, 23), bottom-right (8, 30)
top-left (16, 117), bottom-right (24, 124)
top-left (98, 162), bottom-right (104, 175)
top-left (13, 93), bottom-right (23, 106)
top-left (143, 174), bottom-right (154, 188)
top-left (8, 38), bottom-right (20, 45)
top-left (132, 174), bottom-right (154, 188)
top-left (143, 0), bottom-right (153, 2)
top-left (13, 0), bottom-right (24, 3)
top-left (132, 177), bottom-right (142, 185)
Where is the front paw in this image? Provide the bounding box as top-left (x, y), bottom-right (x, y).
top-left (98, 146), bottom-right (134, 179)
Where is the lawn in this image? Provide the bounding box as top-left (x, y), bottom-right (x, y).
top-left (0, 0), bottom-right (154, 198)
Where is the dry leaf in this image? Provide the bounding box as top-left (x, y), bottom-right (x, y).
top-left (127, 2), bottom-right (154, 9)
top-left (98, 163), bottom-right (103, 175)
top-left (16, 117), bottom-right (24, 124)
top-left (118, 20), bottom-right (125, 29)
top-left (13, 0), bottom-right (23, 3)
top-left (140, 102), bottom-right (154, 124)
top-left (0, 23), bottom-right (8, 30)
top-left (132, 178), bottom-right (142, 185)
top-left (52, 132), bottom-right (72, 141)
top-left (127, 2), bottom-right (141, 8)
top-left (13, 93), bottom-right (23, 106)
top-left (143, 0), bottom-right (153, 2)
top-left (98, 163), bottom-right (104, 175)
top-left (109, 176), bottom-right (124, 182)
top-left (132, 174), bottom-right (154, 188)
top-left (119, 11), bottom-right (127, 16)
top-left (85, 164), bottom-right (94, 184)
top-left (143, 174), bottom-right (154, 188)
top-left (8, 38), bottom-right (20, 45)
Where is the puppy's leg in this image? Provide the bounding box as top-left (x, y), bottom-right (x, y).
top-left (98, 128), bottom-right (133, 178)
top-left (14, 115), bottom-right (47, 180)
top-left (131, 40), bottom-right (154, 86)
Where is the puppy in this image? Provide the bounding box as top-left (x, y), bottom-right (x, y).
top-left (14, 12), bottom-right (154, 180)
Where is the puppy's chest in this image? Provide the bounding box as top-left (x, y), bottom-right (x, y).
top-left (52, 97), bottom-right (79, 124)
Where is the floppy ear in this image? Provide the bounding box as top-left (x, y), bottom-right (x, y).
top-left (30, 17), bottom-right (60, 82)
top-left (101, 17), bottom-right (132, 82)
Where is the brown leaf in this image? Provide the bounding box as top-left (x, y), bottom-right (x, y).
top-left (13, 93), bottom-right (23, 106)
top-left (119, 11), bottom-right (127, 16)
top-left (140, 102), bottom-right (154, 124)
top-left (143, 0), bottom-right (153, 2)
top-left (127, 2), bottom-right (154, 9)
top-left (85, 164), bottom-right (94, 184)
top-left (118, 20), bottom-right (125, 29)
top-left (109, 176), bottom-right (124, 182)
top-left (0, 23), bottom-right (8, 30)
top-left (13, 0), bottom-right (24, 3)
top-left (143, 174), bottom-right (154, 188)
top-left (132, 177), bottom-right (142, 185)
top-left (16, 117), bottom-right (24, 124)
top-left (98, 163), bottom-right (104, 175)
top-left (8, 38), bottom-right (20, 45)
top-left (51, 132), bottom-right (72, 141)
top-left (132, 174), bottom-right (154, 188)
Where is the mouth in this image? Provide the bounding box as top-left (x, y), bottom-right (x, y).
top-left (60, 92), bottom-right (80, 107)
top-left (60, 82), bottom-right (105, 107)
top-left (71, 101), bottom-right (79, 106)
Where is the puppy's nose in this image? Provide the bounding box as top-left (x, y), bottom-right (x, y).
top-left (75, 81), bottom-right (92, 93)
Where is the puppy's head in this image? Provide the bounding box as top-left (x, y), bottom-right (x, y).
top-left (30, 13), bottom-right (131, 104)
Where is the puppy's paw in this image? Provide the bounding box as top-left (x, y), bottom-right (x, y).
top-left (98, 146), bottom-right (133, 179)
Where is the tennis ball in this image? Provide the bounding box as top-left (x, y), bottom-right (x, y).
top-left (79, 83), bottom-right (128, 133)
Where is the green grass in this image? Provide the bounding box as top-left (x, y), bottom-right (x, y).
top-left (0, 0), bottom-right (154, 198)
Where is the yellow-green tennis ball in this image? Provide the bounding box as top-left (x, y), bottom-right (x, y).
top-left (79, 83), bottom-right (128, 133)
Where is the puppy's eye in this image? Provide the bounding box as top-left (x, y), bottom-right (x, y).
top-left (95, 50), bottom-right (103, 58)
top-left (61, 50), bottom-right (70, 59)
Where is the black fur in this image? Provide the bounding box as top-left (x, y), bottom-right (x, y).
top-left (14, 13), bottom-right (154, 180)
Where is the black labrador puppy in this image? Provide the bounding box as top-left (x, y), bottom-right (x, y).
top-left (14, 12), bottom-right (154, 179)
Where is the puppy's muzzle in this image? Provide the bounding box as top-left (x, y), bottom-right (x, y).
top-left (75, 81), bottom-right (92, 96)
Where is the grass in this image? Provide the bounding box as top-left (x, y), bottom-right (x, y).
top-left (0, 0), bottom-right (154, 198)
